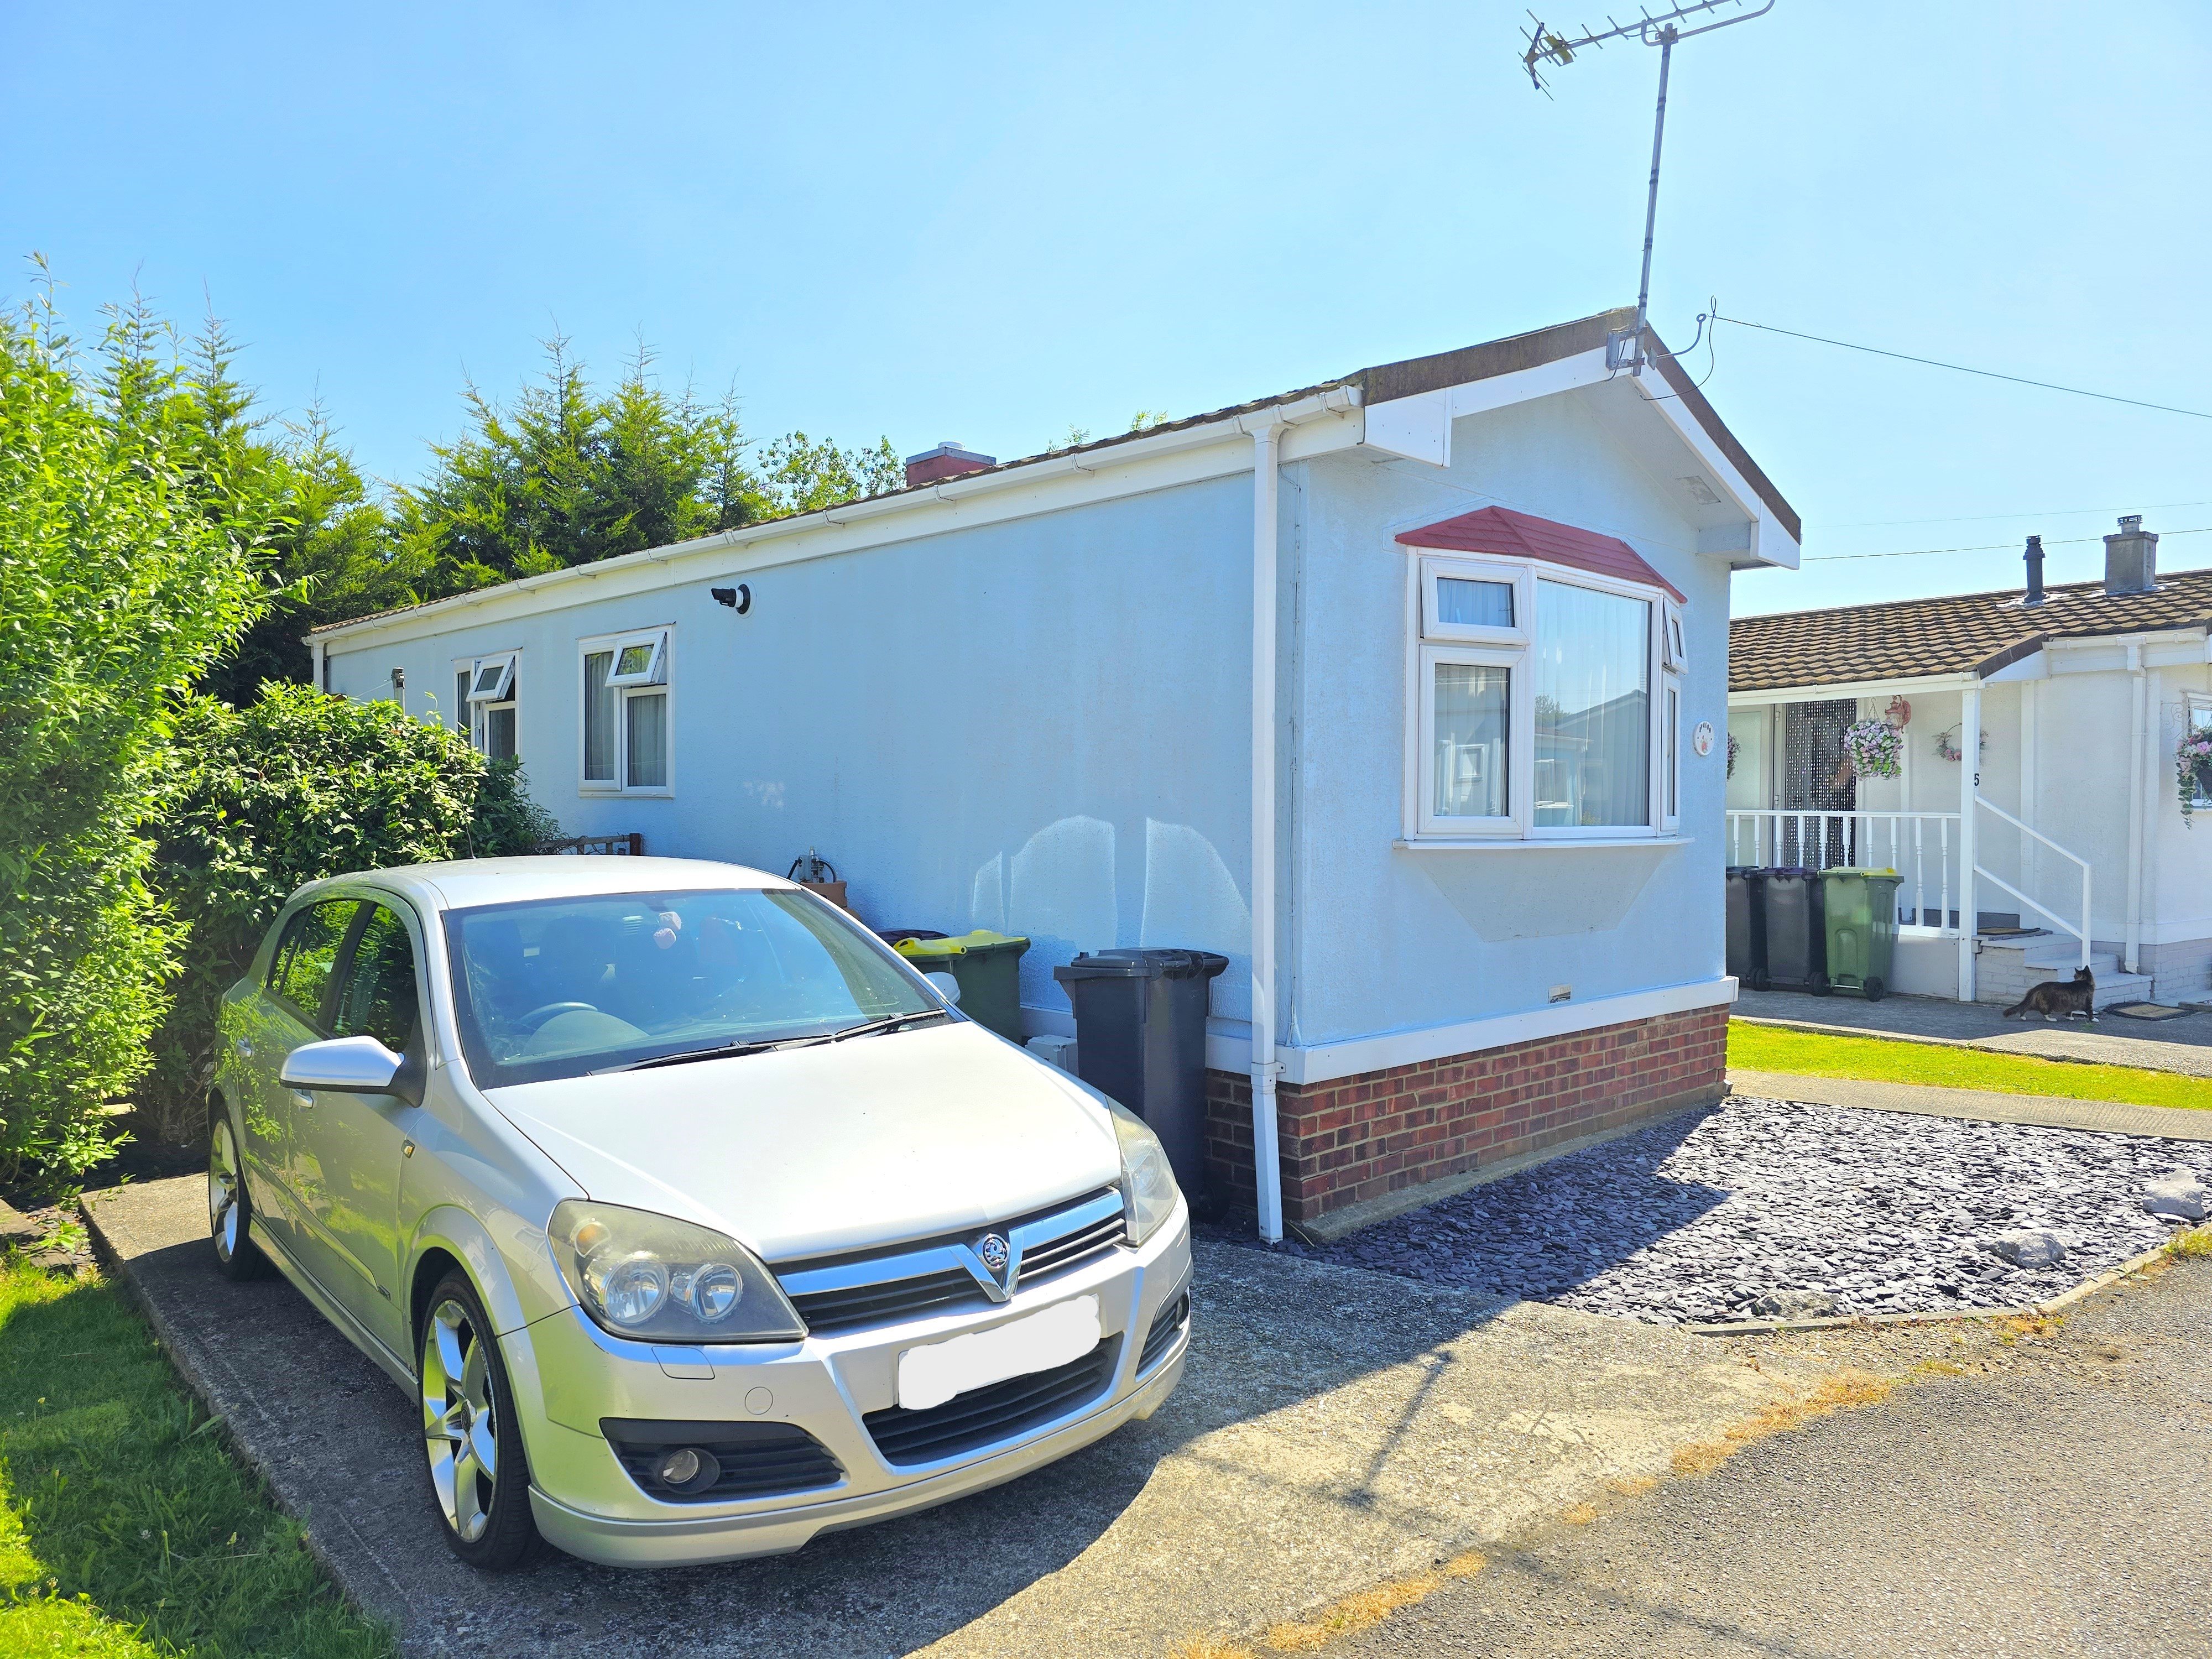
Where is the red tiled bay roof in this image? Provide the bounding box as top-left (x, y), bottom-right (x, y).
top-left (1395, 505), bottom-right (1688, 604)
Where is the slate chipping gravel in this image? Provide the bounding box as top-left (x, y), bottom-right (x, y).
top-left (1277, 1096), bottom-right (2211, 1324)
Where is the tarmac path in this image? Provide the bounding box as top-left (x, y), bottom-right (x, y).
top-left (1342, 1253), bottom-right (2211, 1658)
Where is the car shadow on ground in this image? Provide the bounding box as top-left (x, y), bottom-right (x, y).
top-left (100, 1182), bottom-right (1516, 1659)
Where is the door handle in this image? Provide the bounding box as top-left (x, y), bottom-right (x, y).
top-left (290, 1089), bottom-right (315, 1110)
top-left (234, 1037), bottom-right (253, 1058)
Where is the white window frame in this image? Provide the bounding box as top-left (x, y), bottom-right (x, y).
top-left (578, 625), bottom-right (674, 797)
top-left (604, 629), bottom-right (670, 690)
top-left (1404, 552), bottom-right (1678, 845)
top-left (450, 650), bottom-right (520, 759)
top-left (1420, 557), bottom-right (1531, 646)
top-left (1417, 643), bottom-right (1521, 836)
top-left (2187, 692), bottom-right (2212, 810)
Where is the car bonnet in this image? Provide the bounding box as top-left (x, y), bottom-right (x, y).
top-left (482, 1019), bottom-right (1124, 1264)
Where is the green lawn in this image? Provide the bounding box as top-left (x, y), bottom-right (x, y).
top-left (0, 1253), bottom-right (392, 1658)
top-left (1729, 1021), bottom-right (2212, 1112)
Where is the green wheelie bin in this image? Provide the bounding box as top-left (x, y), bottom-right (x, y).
top-left (894, 930), bottom-right (1030, 1041)
top-left (1820, 868), bottom-right (1903, 1001)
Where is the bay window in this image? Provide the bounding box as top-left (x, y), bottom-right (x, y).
top-left (1409, 555), bottom-right (1682, 842)
top-left (581, 626), bottom-right (672, 794)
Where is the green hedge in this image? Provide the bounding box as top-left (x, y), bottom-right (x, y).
top-left (144, 684), bottom-right (558, 1136)
top-left (0, 299), bottom-right (274, 1185)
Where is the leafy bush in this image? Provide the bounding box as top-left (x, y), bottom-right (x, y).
top-left (0, 290), bottom-right (277, 1185)
top-left (143, 685), bottom-right (559, 1134)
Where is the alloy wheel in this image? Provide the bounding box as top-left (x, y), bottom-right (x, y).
top-left (420, 1298), bottom-right (500, 1542)
top-left (208, 1118), bottom-right (243, 1262)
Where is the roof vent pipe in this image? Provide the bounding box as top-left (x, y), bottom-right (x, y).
top-left (2104, 514), bottom-right (2158, 596)
top-left (2022, 535), bottom-right (2046, 606)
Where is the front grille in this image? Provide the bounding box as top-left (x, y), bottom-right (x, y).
top-left (779, 1188), bottom-right (1125, 1336)
top-left (602, 1418), bottom-right (843, 1504)
top-left (788, 1269), bottom-right (979, 1335)
top-left (862, 1336), bottom-right (1120, 1466)
top-left (1016, 1209), bottom-right (1125, 1284)
top-left (1137, 1287), bottom-right (1190, 1374)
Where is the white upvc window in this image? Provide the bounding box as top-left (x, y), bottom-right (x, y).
top-left (1407, 555), bottom-right (1678, 843)
top-left (580, 627), bottom-right (672, 795)
top-left (451, 651), bottom-right (519, 761)
top-left (2186, 692), bottom-right (2212, 811)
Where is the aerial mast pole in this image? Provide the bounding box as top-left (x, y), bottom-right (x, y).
top-left (1521, 1), bottom-right (1778, 375)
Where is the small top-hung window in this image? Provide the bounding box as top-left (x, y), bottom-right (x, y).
top-left (467, 656), bottom-right (517, 703)
top-left (605, 630), bottom-right (669, 688)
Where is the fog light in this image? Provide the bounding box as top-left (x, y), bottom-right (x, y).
top-left (653, 1446), bottom-right (721, 1493)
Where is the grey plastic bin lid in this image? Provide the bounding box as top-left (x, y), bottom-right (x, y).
top-left (1053, 948), bottom-right (1229, 982)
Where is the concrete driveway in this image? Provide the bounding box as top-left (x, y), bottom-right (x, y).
top-left (86, 1173), bottom-right (1871, 1659)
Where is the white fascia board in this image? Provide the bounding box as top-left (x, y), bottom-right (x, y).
top-left (1981, 649), bottom-right (2048, 685)
top-left (1358, 348), bottom-right (1616, 468)
top-left (1728, 672), bottom-right (1977, 707)
top-left (1203, 975), bottom-right (1737, 1085)
top-left (2044, 628), bottom-right (2210, 675)
top-left (1631, 378), bottom-right (1798, 571)
top-left (312, 389), bottom-right (1363, 653)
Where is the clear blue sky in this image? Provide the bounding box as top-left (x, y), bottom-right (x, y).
top-left (10, 2), bottom-right (2209, 616)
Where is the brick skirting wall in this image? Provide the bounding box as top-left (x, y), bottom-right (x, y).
top-left (1203, 1004), bottom-right (1729, 1226)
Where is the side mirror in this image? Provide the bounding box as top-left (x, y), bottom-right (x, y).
top-left (280, 1035), bottom-right (405, 1095)
top-left (924, 971), bottom-right (963, 1005)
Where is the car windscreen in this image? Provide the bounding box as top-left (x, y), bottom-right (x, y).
top-left (444, 889), bottom-right (944, 1087)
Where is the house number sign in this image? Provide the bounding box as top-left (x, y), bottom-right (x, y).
top-left (1692, 721), bottom-right (1715, 758)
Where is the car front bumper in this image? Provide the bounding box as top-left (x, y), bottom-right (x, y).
top-left (510, 1206), bottom-right (1192, 1567)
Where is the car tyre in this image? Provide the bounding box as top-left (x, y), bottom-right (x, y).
top-left (418, 1271), bottom-right (542, 1571)
top-left (207, 1105), bottom-right (273, 1280)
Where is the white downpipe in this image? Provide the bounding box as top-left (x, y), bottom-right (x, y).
top-left (1957, 682), bottom-right (1979, 1001)
top-left (1234, 386), bottom-right (1357, 1246)
top-left (2125, 645), bottom-right (2147, 974)
top-left (1247, 419), bottom-right (1287, 1244)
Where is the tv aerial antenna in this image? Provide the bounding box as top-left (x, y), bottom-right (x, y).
top-left (1520, 1), bottom-right (1776, 377)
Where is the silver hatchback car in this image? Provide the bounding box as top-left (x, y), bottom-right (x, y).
top-left (208, 856), bottom-right (1191, 1568)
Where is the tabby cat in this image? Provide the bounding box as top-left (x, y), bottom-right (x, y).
top-left (2000, 967), bottom-right (2096, 1022)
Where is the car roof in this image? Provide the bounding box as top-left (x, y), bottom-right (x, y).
top-left (306, 855), bottom-right (796, 914)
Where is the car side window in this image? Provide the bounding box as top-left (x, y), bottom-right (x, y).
top-left (331, 904), bottom-right (422, 1055)
top-left (269, 900), bottom-right (362, 1029)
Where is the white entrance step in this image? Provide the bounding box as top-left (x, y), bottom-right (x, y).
top-left (1974, 935), bottom-right (2152, 1010)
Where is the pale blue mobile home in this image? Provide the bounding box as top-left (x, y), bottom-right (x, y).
top-left (313, 309), bottom-right (1801, 1238)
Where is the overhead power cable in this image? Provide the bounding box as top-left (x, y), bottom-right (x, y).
top-left (1713, 314), bottom-right (2212, 422)
top-left (1803, 526), bottom-right (2211, 563)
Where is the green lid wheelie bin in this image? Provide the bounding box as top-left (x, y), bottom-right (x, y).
top-left (894, 930), bottom-right (1029, 1041)
top-left (1820, 868), bottom-right (1903, 1001)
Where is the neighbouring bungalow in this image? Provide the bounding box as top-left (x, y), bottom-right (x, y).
top-left (311, 307), bottom-right (1801, 1238)
top-left (1729, 521), bottom-right (2212, 1009)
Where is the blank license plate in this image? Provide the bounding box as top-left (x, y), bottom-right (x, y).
top-left (896, 1295), bottom-right (1101, 1412)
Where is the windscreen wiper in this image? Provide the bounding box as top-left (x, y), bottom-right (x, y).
top-left (592, 1033), bottom-right (832, 1074)
top-left (827, 1010), bottom-right (953, 1044)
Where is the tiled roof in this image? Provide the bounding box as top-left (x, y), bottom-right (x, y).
top-left (1729, 567), bottom-right (2212, 693)
top-left (314, 307), bottom-right (1796, 639)
top-left (1397, 504), bottom-right (1688, 603)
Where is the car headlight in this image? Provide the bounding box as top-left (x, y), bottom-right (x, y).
top-left (549, 1201), bottom-right (805, 1343)
top-left (1110, 1104), bottom-right (1181, 1247)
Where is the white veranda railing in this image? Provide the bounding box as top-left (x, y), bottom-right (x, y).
top-left (1725, 810), bottom-right (1961, 932)
top-left (1973, 795), bottom-right (2092, 971)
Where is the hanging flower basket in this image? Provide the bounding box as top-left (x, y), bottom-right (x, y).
top-left (1841, 718), bottom-right (1903, 779)
top-left (1934, 726), bottom-right (1987, 763)
top-left (2178, 728), bottom-right (2212, 826)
